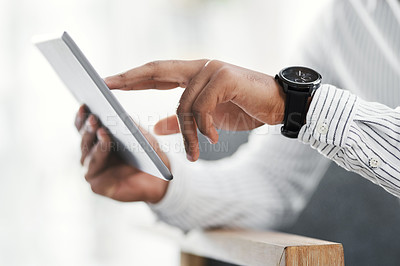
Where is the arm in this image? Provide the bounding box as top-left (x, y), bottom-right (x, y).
top-left (75, 102), bottom-right (330, 231)
top-left (76, 59), bottom-right (332, 231)
top-left (299, 84), bottom-right (400, 197)
top-left (150, 130), bottom-right (331, 231)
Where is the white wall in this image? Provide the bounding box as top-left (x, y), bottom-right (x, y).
top-left (0, 0), bottom-right (329, 265)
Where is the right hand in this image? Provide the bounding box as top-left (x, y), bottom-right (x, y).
top-left (75, 105), bottom-right (169, 203)
top-left (104, 59), bottom-right (285, 162)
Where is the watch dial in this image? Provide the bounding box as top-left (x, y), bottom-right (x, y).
top-left (282, 67), bottom-right (319, 84)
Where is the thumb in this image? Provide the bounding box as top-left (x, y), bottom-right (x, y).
top-left (154, 115), bottom-right (180, 135)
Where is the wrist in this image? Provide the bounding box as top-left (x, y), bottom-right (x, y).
top-left (275, 66), bottom-right (322, 138)
top-left (146, 178), bottom-right (169, 204)
top-left (272, 78), bottom-right (286, 124)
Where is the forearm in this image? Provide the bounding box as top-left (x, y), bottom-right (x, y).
top-left (149, 132), bottom-right (331, 231)
top-left (150, 155), bottom-right (286, 231)
top-left (300, 85), bottom-right (400, 197)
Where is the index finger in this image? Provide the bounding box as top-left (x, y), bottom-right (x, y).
top-left (104, 59), bottom-right (209, 91)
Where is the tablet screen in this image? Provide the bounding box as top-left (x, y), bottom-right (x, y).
top-left (34, 32), bottom-right (173, 181)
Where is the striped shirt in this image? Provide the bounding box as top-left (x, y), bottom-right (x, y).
top-left (150, 0), bottom-right (400, 231)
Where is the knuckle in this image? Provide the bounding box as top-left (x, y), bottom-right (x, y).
top-left (187, 77), bottom-right (199, 89)
top-left (198, 58), bottom-right (210, 67)
top-left (145, 61), bottom-right (161, 80)
top-left (181, 85), bottom-right (197, 102)
top-left (145, 60), bottom-right (160, 70)
top-left (217, 66), bottom-right (233, 79)
top-left (116, 73), bottom-right (128, 88)
top-left (205, 59), bottom-right (221, 69)
top-left (118, 72), bottom-right (126, 80)
top-left (117, 73), bottom-right (128, 88)
top-left (191, 102), bottom-right (204, 116)
top-left (176, 101), bottom-right (189, 116)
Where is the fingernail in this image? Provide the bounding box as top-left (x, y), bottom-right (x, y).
top-left (85, 118), bottom-right (94, 133)
top-left (83, 154), bottom-right (92, 169)
top-left (104, 77), bottom-right (112, 87)
top-left (75, 116), bottom-right (81, 128)
top-left (96, 129), bottom-right (104, 141)
top-left (186, 153), bottom-right (195, 162)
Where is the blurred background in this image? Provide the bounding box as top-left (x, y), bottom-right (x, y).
top-left (0, 0), bottom-right (331, 265)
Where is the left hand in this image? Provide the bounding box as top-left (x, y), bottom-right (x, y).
top-left (105, 59), bottom-right (285, 161)
top-left (75, 105), bottom-right (170, 203)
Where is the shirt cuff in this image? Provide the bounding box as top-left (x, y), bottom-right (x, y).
top-left (299, 84), bottom-right (359, 156)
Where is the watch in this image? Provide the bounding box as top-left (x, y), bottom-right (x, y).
top-left (275, 66), bottom-right (322, 138)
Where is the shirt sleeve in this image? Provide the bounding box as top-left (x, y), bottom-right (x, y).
top-left (149, 127), bottom-right (331, 232)
top-left (299, 84), bottom-right (400, 197)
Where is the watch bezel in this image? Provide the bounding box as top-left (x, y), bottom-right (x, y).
top-left (278, 66), bottom-right (322, 91)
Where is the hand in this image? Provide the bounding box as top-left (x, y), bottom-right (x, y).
top-left (75, 105), bottom-right (169, 203)
top-left (105, 59), bottom-right (285, 161)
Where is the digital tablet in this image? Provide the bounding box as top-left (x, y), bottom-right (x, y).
top-left (34, 32), bottom-right (173, 181)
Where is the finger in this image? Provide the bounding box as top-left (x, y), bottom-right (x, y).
top-left (104, 59), bottom-right (209, 91)
top-left (107, 80), bottom-right (180, 91)
top-left (154, 115), bottom-right (180, 135)
top-left (75, 105), bottom-right (90, 131)
top-left (89, 166), bottom-right (143, 201)
top-left (191, 73), bottom-right (233, 143)
top-left (85, 128), bottom-right (112, 179)
top-left (87, 168), bottom-right (119, 199)
top-left (175, 60), bottom-right (222, 161)
top-left (176, 113), bottom-right (199, 162)
top-left (100, 168), bottom-right (145, 202)
top-left (80, 115), bottom-right (101, 165)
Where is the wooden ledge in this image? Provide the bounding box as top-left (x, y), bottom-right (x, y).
top-left (180, 229), bottom-right (344, 266)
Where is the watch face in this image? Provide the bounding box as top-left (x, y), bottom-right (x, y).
top-left (281, 66), bottom-right (320, 85)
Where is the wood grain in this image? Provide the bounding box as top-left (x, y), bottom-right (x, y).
top-left (286, 245), bottom-right (344, 266)
top-left (179, 229), bottom-right (344, 266)
top-left (180, 253), bottom-right (207, 266)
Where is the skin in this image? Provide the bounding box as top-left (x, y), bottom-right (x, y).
top-left (76, 59), bottom-right (286, 203)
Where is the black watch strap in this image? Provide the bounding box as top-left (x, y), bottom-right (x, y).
top-left (281, 90), bottom-right (309, 138)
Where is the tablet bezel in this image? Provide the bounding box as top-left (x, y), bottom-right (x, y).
top-left (34, 32), bottom-right (173, 181)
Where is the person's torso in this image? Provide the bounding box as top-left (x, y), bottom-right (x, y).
top-left (301, 0), bottom-right (400, 108)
